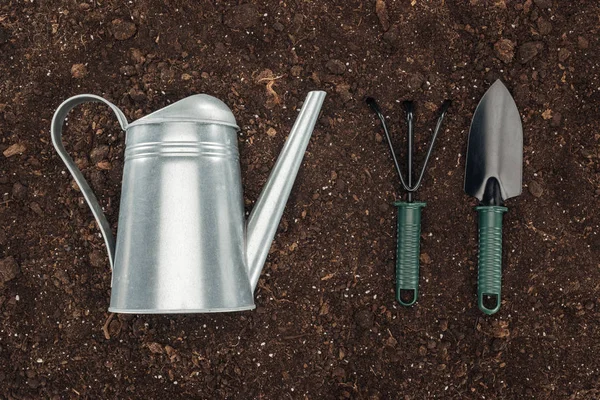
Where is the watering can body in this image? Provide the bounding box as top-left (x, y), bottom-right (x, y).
top-left (114, 98), bottom-right (250, 313)
top-left (51, 91), bottom-right (326, 313)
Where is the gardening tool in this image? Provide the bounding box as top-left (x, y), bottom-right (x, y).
top-left (51, 91), bottom-right (326, 313)
top-left (367, 97), bottom-right (451, 306)
top-left (465, 80), bottom-right (522, 315)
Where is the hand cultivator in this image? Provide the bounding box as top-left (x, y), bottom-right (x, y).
top-left (367, 97), bottom-right (451, 306)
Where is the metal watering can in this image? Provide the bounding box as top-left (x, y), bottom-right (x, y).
top-left (51, 91), bottom-right (326, 313)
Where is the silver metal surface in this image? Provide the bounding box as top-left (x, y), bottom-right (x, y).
top-left (51, 95), bottom-right (128, 270)
top-left (246, 90), bottom-right (326, 289)
top-left (464, 80), bottom-right (523, 202)
top-left (51, 91), bottom-right (325, 314)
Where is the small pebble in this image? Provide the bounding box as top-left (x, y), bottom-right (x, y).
top-left (439, 319), bottom-right (448, 332)
top-left (536, 18), bottom-right (552, 35)
top-left (518, 41), bottom-right (542, 64)
top-left (558, 48), bottom-right (571, 62)
top-left (130, 48), bottom-right (145, 64)
top-left (89, 250), bottom-right (106, 268)
top-left (70, 63), bottom-right (87, 79)
top-left (3, 143), bottom-right (26, 158)
top-left (290, 65), bottom-right (303, 77)
top-left (129, 88), bottom-right (146, 102)
top-left (1, 257), bottom-right (20, 286)
top-left (90, 145), bottom-right (109, 163)
top-left (354, 309), bottom-right (374, 329)
top-left (326, 59), bottom-right (346, 75)
top-left (528, 180), bottom-right (544, 198)
top-left (111, 19), bottom-right (137, 41)
top-left (494, 38), bottom-right (515, 64)
top-left (29, 202), bottom-right (44, 216)
top-left (407, 73), bottom-right (424, 91)
top-left (11, 182), bottom-right (27, 200)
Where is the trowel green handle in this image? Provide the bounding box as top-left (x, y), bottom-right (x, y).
top-left (475, 205), bottom-right (508, 315)
top-left (394, 202), bottom-right (426, 306)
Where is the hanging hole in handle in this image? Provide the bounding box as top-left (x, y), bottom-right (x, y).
top-left (398, 289), bottom-right (417, 306)
top-left (481, 294), bottom-right (499, 313)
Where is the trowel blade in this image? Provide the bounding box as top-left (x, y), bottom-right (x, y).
top-left (465, 80), bottom-right (523, 202)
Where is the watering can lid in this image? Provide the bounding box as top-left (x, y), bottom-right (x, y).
top-left (128, 94), bottom-right (239, 129)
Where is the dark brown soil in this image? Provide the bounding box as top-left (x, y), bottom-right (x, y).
top-left (1, 0), bottom-right (599, 398)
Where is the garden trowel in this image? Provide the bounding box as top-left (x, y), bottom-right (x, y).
top-left (465, 80), bottom-right (523, 315)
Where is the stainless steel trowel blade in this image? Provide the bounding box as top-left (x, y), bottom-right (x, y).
top-left (464, 80), bottom-right (523, 202)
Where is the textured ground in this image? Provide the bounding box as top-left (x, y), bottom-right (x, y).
top-left (0, 0), bottom-right (599, 398)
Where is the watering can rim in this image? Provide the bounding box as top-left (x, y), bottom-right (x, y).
top-left (128, 93), bottom-right (240, 130)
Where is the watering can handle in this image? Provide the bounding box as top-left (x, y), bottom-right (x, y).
top-left (50, 95), bottom-right (129, 270)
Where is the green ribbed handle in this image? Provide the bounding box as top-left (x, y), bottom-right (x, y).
top-left (475, 205), bottom-right (508, 315)
top-left (394, 202), bottom-right (426, 306)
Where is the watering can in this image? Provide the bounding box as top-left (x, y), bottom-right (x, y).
top-left (51, 91), bottom-right (326, 313)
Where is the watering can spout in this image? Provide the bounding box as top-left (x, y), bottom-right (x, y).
top-left (246, 91), bottom-right (326, 291)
